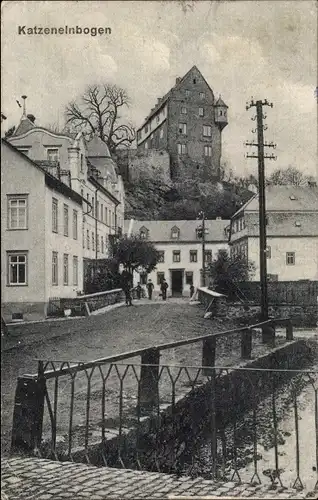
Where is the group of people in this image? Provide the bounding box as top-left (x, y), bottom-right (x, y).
top-left (121, 270), bottom-right (169, 306)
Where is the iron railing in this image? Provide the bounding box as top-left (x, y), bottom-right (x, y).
top-left (11, 317), bottom-right (317, 490)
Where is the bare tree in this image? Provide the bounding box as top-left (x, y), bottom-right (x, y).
top-left (267, 166), bottom-right (315, 186)
top-left (65, 84), bottom-right (135, 153)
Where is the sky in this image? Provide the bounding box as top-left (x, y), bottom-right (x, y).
top-left (1, 0), bottom-right (317, 178)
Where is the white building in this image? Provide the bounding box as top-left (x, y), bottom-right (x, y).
top-left (1, 139), bottom-right (83, 322)
top-left (7, 109), bottom-right (125, 281)
top-left (124, 219), bottom-right (230, 296)
top-left (229, 185), bottom-right (318, 281)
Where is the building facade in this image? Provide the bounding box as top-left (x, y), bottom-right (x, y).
top-left (229, 185), bottom-right (318, 281)
top-left (7, 111), bottom-right (125, 282)
top-left (1, 140), bottom-right (83, 322)
top-left (136, 66), bottom-right (228, 182)
top-left (124, 219), bottom-right (230, 296)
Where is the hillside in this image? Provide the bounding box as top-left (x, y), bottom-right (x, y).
top-left (124, 177), bottom-right (254, 221)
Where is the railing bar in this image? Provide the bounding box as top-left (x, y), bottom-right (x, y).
top-left (52, 377), bottom-right (59, 453)
top-left (84, 373), bottom-right (91, 454)
top-left (292, 392), bottom-right (303, 489)
top-left (68, 376), bottom-right (75, 458)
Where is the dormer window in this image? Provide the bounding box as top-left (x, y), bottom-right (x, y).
top-left (140, 226), bottom-right (149, 239)
top-left (171, 226), bottom-right (180, 239)
top-left (289, 195), bottom-right (297, 200)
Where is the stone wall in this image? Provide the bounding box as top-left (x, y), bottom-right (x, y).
top-left (128, 149), bottom-right (171, 184)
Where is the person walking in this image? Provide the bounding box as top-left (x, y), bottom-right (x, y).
top-left (160, 278), bottom-right (169, 301)
top-left (190, 284), bottom-right (195, 298)
top-left (121, 270), bottom-right (133, 306)
top-left (146, 279), bottom-right (154, 300)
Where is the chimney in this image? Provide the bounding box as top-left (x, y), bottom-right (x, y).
top-left (21, 95), bottom-right (27, 116)
top-left (176, 77), bottom-right (181, 85)
top-left (27, 114), bottom-right (36, 123)
top-left (157, 98), bottom-right (162, 105)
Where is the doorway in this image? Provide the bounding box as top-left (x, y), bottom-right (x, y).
top-left (171, 270), bottom-right (183, 296)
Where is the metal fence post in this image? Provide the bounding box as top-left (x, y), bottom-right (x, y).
top-left (138, 348), bottom-right (160, 413)
top-left (241, 329), bottom-right (252, 359)
top-left (11, 363), bottom-right (46, 453)
top-left (262, 323), bottom-right (275, 346)
top-left (286, 320), bottom-right (293, 341)
top-left (202, 337), bottom-right (216, 376)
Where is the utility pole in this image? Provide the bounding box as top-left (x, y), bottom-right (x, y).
top-left (198, 211), bottom-right (206, 287)
top-left (245, 99), bottom-right (276, 342)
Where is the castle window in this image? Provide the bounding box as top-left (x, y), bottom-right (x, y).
top-left (199, 107), bottom-right (204, 117)
top-left (179, 123), bottom-right (187, 135)
top-left (286, 252), bottom-right (295, 265)
top-left (185, 90), bottom-right (190, 97)
top-left (200, 92), bottom-right (205, 99)
top-left (171, 226), bottom-right (180, 240)
top-left (204, 145), bottom-right (212, 157)
top-left (181, 106), bottom-right (187, 114)
top-left (177, 143), bottom-right (186, 155)
top-left (193, 78), bottom-right (197, 84)
top-left (140, 226), bottom-right (149, 239)
top-left (203, 125), bottom-right (212, 137)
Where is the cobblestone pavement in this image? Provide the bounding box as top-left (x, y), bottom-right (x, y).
top-left (1, 457), bottom-right (317, 500)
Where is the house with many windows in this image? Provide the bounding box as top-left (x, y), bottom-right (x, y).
top-left (229, 185), bottom-right (318, 281)
top-left (124, 219), bottom-right (230, 296)
top-left (136, 65), bottom-right (228, 182)
top-left (1, 139), bottom-right (83, 322)
top-left (7, 107), bottom-right (125, 280)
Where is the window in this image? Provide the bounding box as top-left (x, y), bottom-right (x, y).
top-left (97, 235), bottom-right (100, 252)
top-left (199, 107), bottom-right (204, 117)
top-left (101, 204), bottom-right (104, 222)
top-left (157, 272), bottom-right (165, 285)
top-left (109, 210), bottom-right (112, 227)
top-left (177, 143), bottom-right (186, 155)
top-left (181, 106), bottom-right (187, 114)
top-left (101, 236), bottom-right (104, 254)
top-left (96, 201), bottom-right (100, 220)
top-left (92, 197), bottom-right (95, 217)
top-left (203, 125), bottom-right (212, 137)
top-left (171, 227), bottom-right (180, 239)
top-left (185, 271), bottom-right (193, 285)
top-left (82, 225), bottom-right (85, 248)
top-left (160, 128), bottom-right (164, 139)
top-left (140, 272), bottom-right (147, 285)
top-left (204, 145), bottom-right (212, 157)
top-left (47, 148), bottom-right (59, 162)
top-left (173, 250), bottom-right (181, 262)
top-left (190, 250), bottom-right (198, 262)
top-left (105, 207), bottom-right (108, 224)
top-left (17, 149), bottom-right (29, 156)
top-left (200, 92), bottom-right (205, 99)
top-left (73, 256), bottom-right (78, 286)
top-left (52, 199), bottom-right (58, 232)
top-left (158, 251), bottom-right (165, 263)
top-left (80, 154), bottom-right (84, 172)
top-left (52, 252), bottom-right (58, 285)
top-left (185, 90), bottom-right (190, 97)
top-left (87, 230), bottom-right (90, 249)
top-left (156, 115), bottom-right (160, 123)
top-left (140, 226), bottom-right (148, 239)
top-left (204, 250), bottom-right (212, 264)
top-left (145, 125), bottom-right (148, 134)
top-left (193, 78), bottom-right (197, 84)
top-left (179, 123), bottom-right (187, 134)
top-left (63, 204), bottom-right (69, 236)
top-left (266, 246), bottom-right (271, 259)
top-left (63, 254), bottom-right (69, 285)
top-left (137, 130), bottom-right (141, 140)
top-left (92, 232), bottom-right (95, 251)
top-left (73, 210), bottom-right (78, 240)
top-left (7, 252), bottom-right (27, 285)
top-left (145, 141), bottom-right (148, 150)
top-left (8, 196), bottom-right (27, 230)
top-left (286, 252), bottom-right (295, 265)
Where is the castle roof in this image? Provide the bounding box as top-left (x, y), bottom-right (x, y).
top-left (215, 97), bottom-right (228, 108)
top-left (87, 135), bottom-right (111, 158)
top-left (14, 115), bottom-right (35, 136)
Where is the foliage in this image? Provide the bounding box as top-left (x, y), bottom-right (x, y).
top-left (266, 166), bottom-right (315, 186)
top-left (65, 84), bottom-right (135, 153)
top-left (208, 249), bottom-right (256, 297)
top-left (84, 258), bottom-right (120, 294)
top-left (111, 235), bottom-right (159, 274)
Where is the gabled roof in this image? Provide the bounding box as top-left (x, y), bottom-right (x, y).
top-left (14, 116), bottom-right (35, 136)
top-left (138, 65), bottom-right (215, 131)
top-left (215, 96), bottom-right (228, 108)
top-left (87, 135), bottom-right (111, 158)
top-left (124, 219), bottom-right (230, 242)
top-left (233, 186), bottom-right (318, 216)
